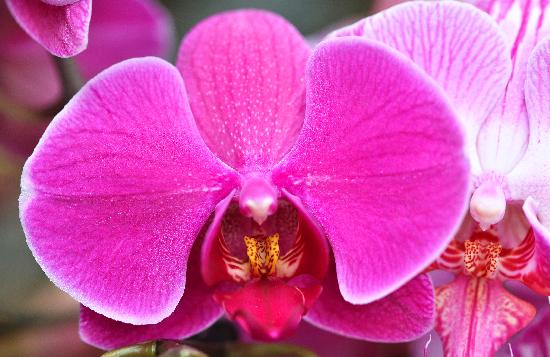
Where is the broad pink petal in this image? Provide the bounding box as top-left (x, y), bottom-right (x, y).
top-left (476, 0), bottom-right (550, 173)
top-left (79, 245), bottom-right (222, 350)
top-left (273, 38), bottom-right (470, 304)
top-left (435, 275), bottom-right (536, 357)
top-left (177, 10), bottom-right (310, 171)
top-left (305, 266), bottom-right (435, 342)
top-left (331, 1), bottom-right (511, 171)
top-left (0, 3), bottom-right (61, 109)
top-left (20, 58), bottom-right (239, 324)
top-left (508, 38), bottom-right (550, 225)
top-left (75, 0), bottom-right (174, 79)
top-left (6, 0), bottom-right (91, 57)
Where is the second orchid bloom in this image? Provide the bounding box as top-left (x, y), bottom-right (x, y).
top-left (334, 0), bottom-right (550, 356)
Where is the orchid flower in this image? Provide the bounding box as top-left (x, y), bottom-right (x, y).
top-left (19, 10), bottom-right (470, 349)
top-left (331, 0), bottom-right (550, 355)
top-left (0, 0), bottom-right (173, 158)
top-left (5, 0), bottom-right (92, 57)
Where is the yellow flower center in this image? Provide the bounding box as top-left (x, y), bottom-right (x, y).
top-left (244, 233), bottom-right (280, 278)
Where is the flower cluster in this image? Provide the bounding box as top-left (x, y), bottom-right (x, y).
top-left (12, 0), bottom-right (550, 356)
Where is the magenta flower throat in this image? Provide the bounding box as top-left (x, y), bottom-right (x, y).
top-left (19, 10), bottom-right (470, 349)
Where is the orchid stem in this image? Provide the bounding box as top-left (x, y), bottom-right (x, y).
top-left (101, 341), bottom-right (317, 357)
top-left (42, 56), bottom-right (85, 117)
top-left (53, 56), bottom-right (83, 102)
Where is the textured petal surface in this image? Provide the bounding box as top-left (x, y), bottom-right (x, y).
top-left (75, 0), bottom-right (173, 79)
top-left (331, 1), bottom-right (511, 172)
top-left (6, 0), bottom-right (91, 57)
top-left (177, 10), bottom-right (310, 171)
top-left (476, 0), bottom-right (550, 173)
top-left (0, 3), bottom-right (61, 109)
top-left (79, 245), bottom-right (222, 350)
top-left (435, 275), bottom-right (536, 357)
top-left (273, 38), bottom-right (470, 303)
top-left (508, 38), bottom-right (550, 226)
top-left (305, 266), bottom-right (435, 342)
top-left (20, 58), bottom-right (238, 324)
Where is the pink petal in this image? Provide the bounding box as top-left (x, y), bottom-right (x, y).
top-left (79, 244), bottom-right (222, 350)
top-left (305, 265), bottom-right (435, 342)
top-left (177, 10), bottom-right (310, 171)
top-left (331, 1), bottom-right (511, 170)
top-left (508, 197), bottom-right (550, 295)
top-left (0, 3), bottom-right (62, 109)
top-left (506, 304), bottom-right (550, 356)
top-left (75, 0), bottom-right (174, 79)
top-left (20, 58), bottom-right (238, 324)
top-left (273, 38), bottom-right (470, 304)
top-left (435, 275), bottom-right (536, 357)
top-left (476, 0), bottom-right (550, 173)
top-left (508, 38), bottom-right (550, 225)
top-left (6, 0), bottom-right (91, 57)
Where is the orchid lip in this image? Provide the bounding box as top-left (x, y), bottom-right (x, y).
top-left (202, 191), bottom-right (329, 340)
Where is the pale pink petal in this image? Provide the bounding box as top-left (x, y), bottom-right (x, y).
top-left (177, 10), bottom-right (310, 171)
top-left (6, 0), bottom-right (91, 57)
top-left (0, 3), bottom-right (61, 109)
top-left (435, 275), bottom-right (536, 357)
top-left (305, 266), bottom-right (435, 342)
top-left (331, 1), bottom-right (511, 171)
top-left (508, 38), bottom-right (550, 225)
top-left (496, 201), bottom-right (530, 248)
top-left (508, 197), bottom-right (550, 295)
top-left (476, 0), bottom-right (550, 173)
top-left (273, 38), bottom-right (470, 304)
top-left (79, 245), bottom-right (222, 350)
top-left (20, 58), bottom-right (239, 324)
top-left (75, 0), bottom-right (174, 79)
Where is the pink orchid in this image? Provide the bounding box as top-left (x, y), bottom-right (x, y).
top-left (0, 0), bottom-right (173, 158)
top-left (331, 0), bottom-right (550, 355)
top-left (5, 0), bottom-right (92, 57)
top-left (19, 9), bottom-right (470, 349)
